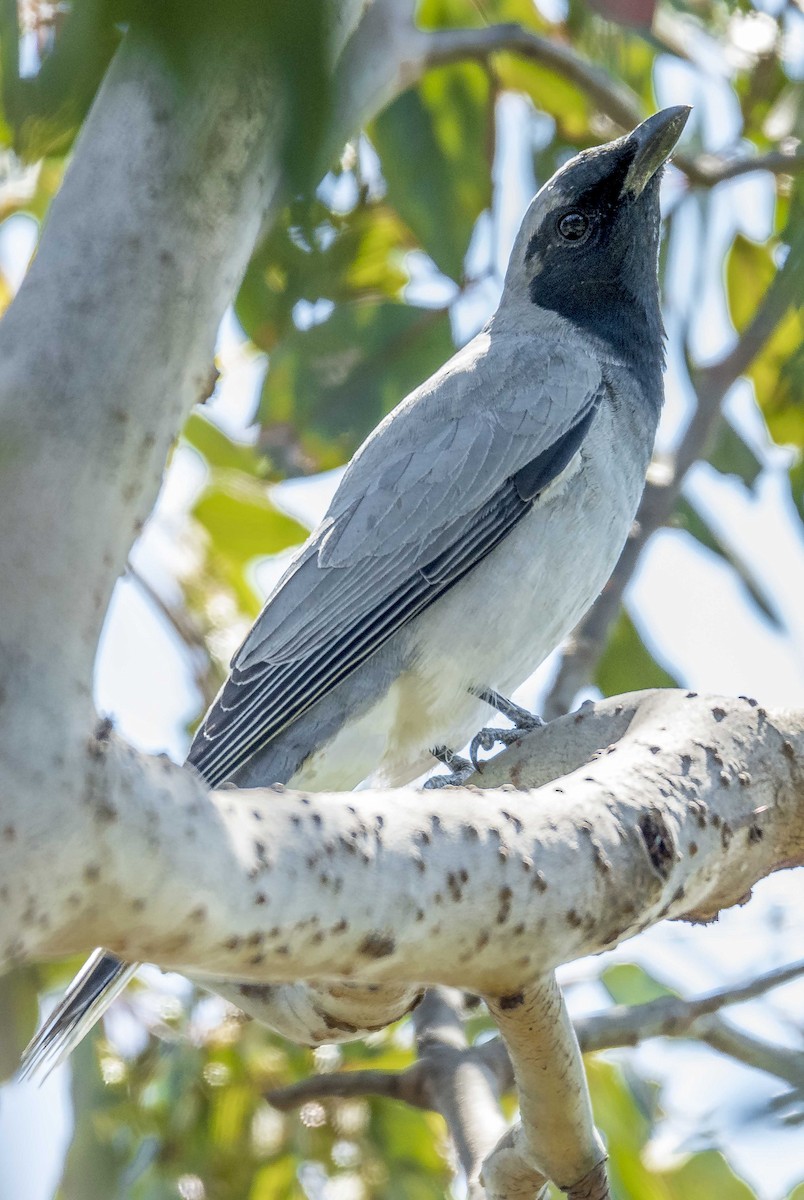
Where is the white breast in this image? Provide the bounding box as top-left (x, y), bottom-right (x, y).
top-left (293, 397), bottom-right (648, 790)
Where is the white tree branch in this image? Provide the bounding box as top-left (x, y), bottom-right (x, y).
top-left (4, 691), bottom-right (802, 985)
top-left (484, 976), bottom-right (605, 1198)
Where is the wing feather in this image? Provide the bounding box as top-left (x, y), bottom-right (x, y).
top-left (187, 334), bottom-right (603, 785)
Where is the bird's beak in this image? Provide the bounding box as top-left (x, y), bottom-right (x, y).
top-left (623, 106), bottom-right (691, 197)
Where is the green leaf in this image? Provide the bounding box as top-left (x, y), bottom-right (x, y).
top-left (237, 199), bottom-right (414, 354)
top-left (664, 1151), bottom-right (756, 1200)
top-left (707, 420), bottom-right (762, 490)
top-left (259, 300), bottom-right (453, 470)
top-left (0, 967), bottom-right (38, 1080)
top-left (725, 198), bottom-right (804, 451)
top-left (495, 57), bottom-right (593, 144)
top-left (371, 63), bottom-right (493, 281)
top-left (601, 963), bottom-right (677, 1006)
top-left (595, 610), bottom-right (680, 697)
top-left (192, 474), bottom-right (308, 565)
top-left (183, 413), bottom-right (266, 476)
top-left (674, 497), bottom-right (782, 628)
top-left (57, 1033), bottom-right (131, 1200)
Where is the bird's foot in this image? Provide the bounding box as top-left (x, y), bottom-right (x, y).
top-left (424, 745), bottom-right (474, 789)
top-left (469, 689), bottom-right (545, 771)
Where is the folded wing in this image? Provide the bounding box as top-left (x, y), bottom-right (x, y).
top-left (187, 336), bottom-right (602, 786)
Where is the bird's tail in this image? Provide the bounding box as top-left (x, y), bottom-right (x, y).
top-left (19, 948), bottom-right (139, 1081)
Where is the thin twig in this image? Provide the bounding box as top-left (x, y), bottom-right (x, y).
top-left (125, 561), bottom-right (220, 711)
top-left (422, 23), bottom-right (803, 188)
top-left (267, 989), bottom-right (510, 1199)
top-left (267, 960), bottom-right (804, 1117)
top-left (575, 959), bottom-right (804, 1054)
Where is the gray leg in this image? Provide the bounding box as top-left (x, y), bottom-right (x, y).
top-left (469, 688), bottom-right (545, 770)
top-left (424, 744), bottom-right (474, 789)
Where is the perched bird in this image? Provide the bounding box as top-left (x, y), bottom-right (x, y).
top-left (21, 106), bottom-right (689, 1077)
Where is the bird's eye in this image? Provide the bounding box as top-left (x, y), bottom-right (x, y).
top-left (557, 212), bottom-right (589, 242)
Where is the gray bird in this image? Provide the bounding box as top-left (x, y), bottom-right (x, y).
top-left (21, 105), bottom-right (689, 1077)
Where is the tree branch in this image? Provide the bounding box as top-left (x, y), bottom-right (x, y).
top-left (418, 22), bottom-right (803, 188)
top-left (484, 976), bottom-right (607, 1198)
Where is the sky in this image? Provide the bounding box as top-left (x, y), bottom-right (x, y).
top-left (0, 43), bottom-right (803, 1200)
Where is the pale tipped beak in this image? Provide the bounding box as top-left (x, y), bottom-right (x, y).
top-left (623, 105), bottom-right (691, 197)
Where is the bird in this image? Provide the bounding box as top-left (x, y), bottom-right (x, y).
top-left (20, 105), bottom-right (690, 1078)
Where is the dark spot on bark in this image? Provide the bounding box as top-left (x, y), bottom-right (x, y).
top-left (566, 909), bottom-right (583, 928)
top-left (96, 715), bottom-right (113, 741)
top-left (783, 740), bottom-right (796, 758)
top-left (252, 809), bottom-right (263, 821)
top-left (272, 783), bottom-right (285, 793)
top-left (276, 944), bottom-right (290, 955)
top-left (712, 813), bottom-right (721, 827)
top-left (238, 983), bottom-right (268, 1001)
top-left (447, 873), bottom-right (462, 902)
top-left (513, 922), bottom-right (525, 935)
top-left (321, 1012), bottom-right (359, 1034)
top-left (312, 813), bottom-right (322, 827)
top-left (637, 811), bottom-right (675, 879)
top-left (224, 936), bottom-right (241, 950)
top-left (415, 908), bottom-right (425, 921)
top-left (190, 906), bottom-right (206, 922)
top-left (476, 930), bottom-right (489, 950)
top-left (712, 707), bottom-right (726, 721)
top-left (332, 919), bottom-right (348, 934)
top-left (737, 772), bottom-right (751, 786)
top-left (680, 754), bottom-right (692, 774)
top-left (290, 814), bottom-right (301, 827)
top-left (686, 691), bottom-right (698, 699)
top-left (532, 871), bottom-right (548, 892)
top-left (2, 825), bottom-right (15, 841)
top-left (498, 992), bottom-right (524, 1010)
top-left (415, 830), bottom-right (431, 846)
top-left (247, 931), bottom-right (263, 947)
top-left (462, 824), bottom-right (479, 840)
top-left (497, 885), bottom-right (512, 924)
top-left (501, 811), bottom-right (523, 833)
top-left (84, 864), bottom-right (101, 883)
top-left (434, 892), bottom-right (443, 905)
top-left (255, 892), bottom-right (267, 905)
top-left (312, 930), bottom-right (324, 944)
top-left (430, 814), bottom-right (442, 832)
top-left (649, 745), bottom-right (660, 755)
top-left (719, 771), bottom-right (730, 786)
top-left (721, 821), bottom-right (733, 848)
top-left (671, 885), bottom-right (685, 903)
top-left (248, 953), bottom-right (264, 965)
top-left (748, 824), bottom-right (764, 843)
top-left (359, 932), bottom-right (396, 958)
top-left (688, 841), bottom-right (698, 856)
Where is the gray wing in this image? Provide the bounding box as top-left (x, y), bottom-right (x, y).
top-left (187, 333), bottom-right (602, 785)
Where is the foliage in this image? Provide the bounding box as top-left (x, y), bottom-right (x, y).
top-left (0, 0), bottom-right (802, 1195)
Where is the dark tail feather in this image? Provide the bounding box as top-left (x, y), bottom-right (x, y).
top-left (19, 949), bottom-right (139, 1081)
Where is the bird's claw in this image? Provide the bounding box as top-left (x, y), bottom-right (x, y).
top-left (468, 692), bottom-right (546, 770)
top-left (425, 747), bottom-right (474, 789)
top-left (469, 725), bottom-right (527, 771)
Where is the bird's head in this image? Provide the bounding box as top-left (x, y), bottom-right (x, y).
top-left (499, 106), bottom-right (690, 379)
